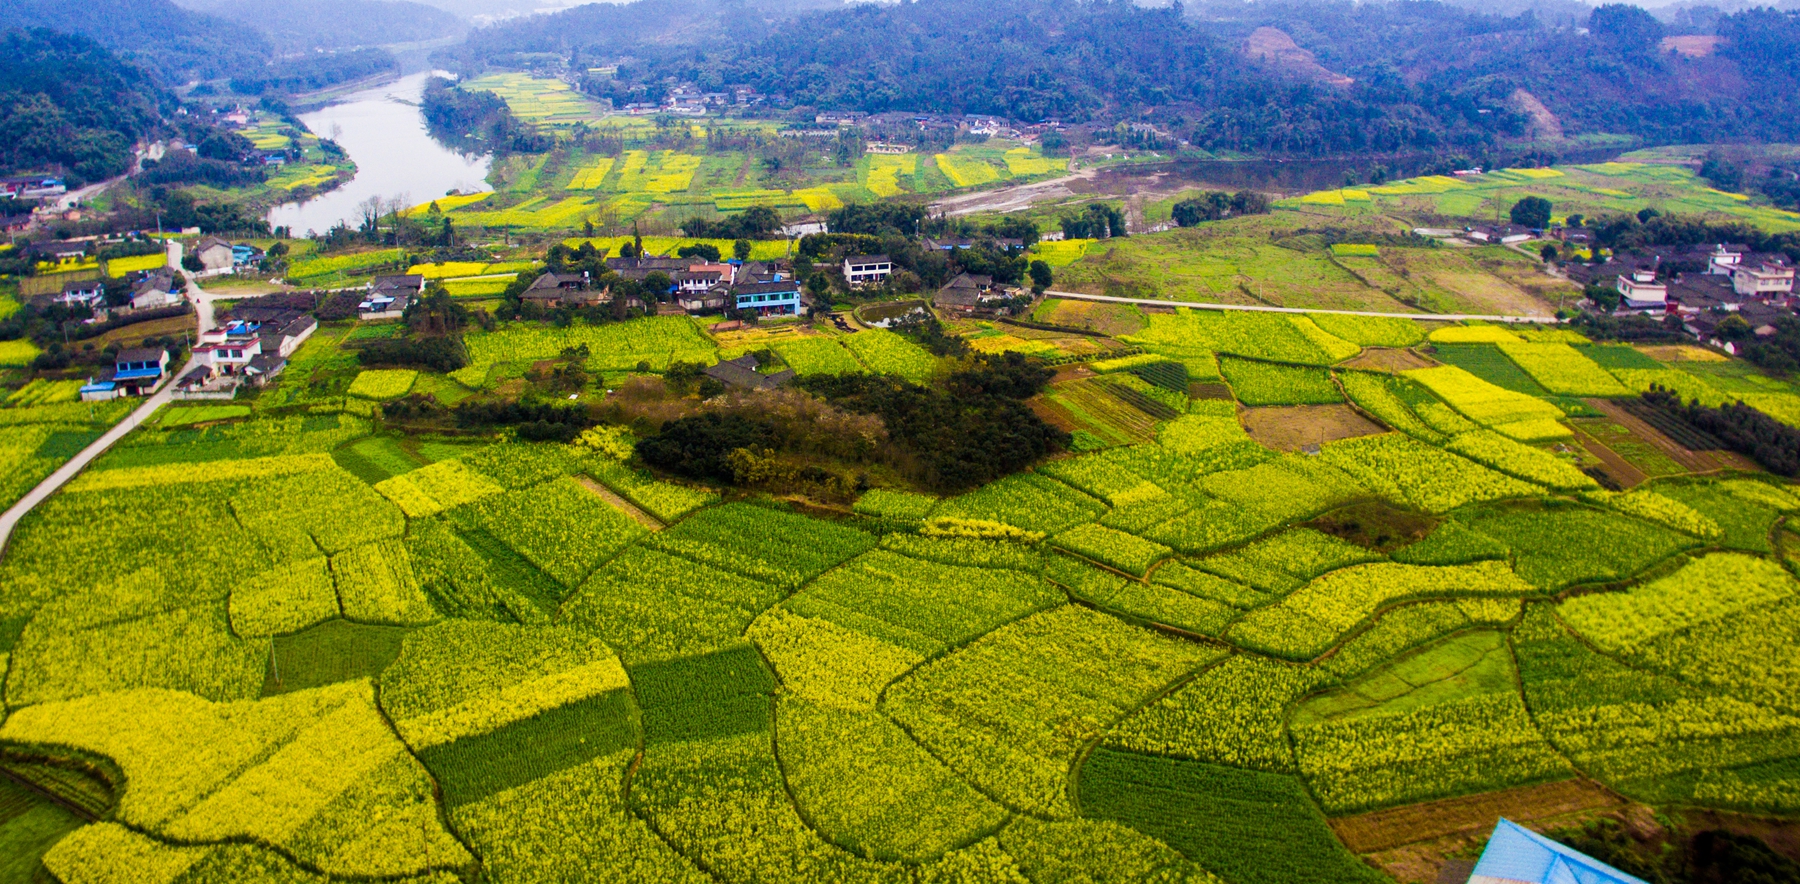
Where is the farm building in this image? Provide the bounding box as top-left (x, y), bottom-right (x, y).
top-left (1465, 819), bottom-right (1650, 884)
top-left (1614, 268), bottom-right (1669, 312)
top-left (130, 270), bottom-right (182, 310)
top-left (194, 236), bottom-right (235, 272)
top-left (55, 278), bottom-right (104, 307)
top-left (731, 280), bottom-right (802, 317)
top-left (934, 272), bottom-right (1004, 315)
top-left (1466, 224), bottom-right (1532, 244)
top-left (704, 354), bottom-right (794, 390)
top-left (842, 254), bottom-right (893, 288)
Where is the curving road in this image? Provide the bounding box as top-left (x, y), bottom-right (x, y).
top-left (1040, 289), bottom-right (1562, 323)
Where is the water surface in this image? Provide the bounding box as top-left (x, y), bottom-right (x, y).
top-left (268, 72), bottom-right (492, 235)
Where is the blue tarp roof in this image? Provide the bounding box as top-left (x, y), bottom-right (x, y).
top-left (1471, 820), bottom-right (1651, 884)
top-left (114, 368), bottom-right (163, 381)
top-left (79, 381), bottom-right (114, 392)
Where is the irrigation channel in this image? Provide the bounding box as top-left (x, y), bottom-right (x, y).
top-left (268, 72), bottom-right (493, 236)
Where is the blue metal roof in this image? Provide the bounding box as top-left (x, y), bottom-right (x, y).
top-left (1471, 820), bottom-right (1651, 884)
top-left (79, 381), bottom-right (115, 392)
top-left (114, 368), bottom-right (163, 381)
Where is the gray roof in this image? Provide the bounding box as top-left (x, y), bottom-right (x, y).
top-left (704, 354), bottom-right (795, 390)
top-left (116, 347), bottom-right (164, 363)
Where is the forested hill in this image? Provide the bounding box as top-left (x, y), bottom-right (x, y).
top-left (0, 29), bottom-right (170, 183)
top-left (0, 0), bottom-right (271, 83)
top-left (186, 0), bottom-right (469, 53)
top-left (441, 0), bottom-right (1800, 156)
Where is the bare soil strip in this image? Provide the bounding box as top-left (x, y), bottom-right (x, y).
top-left (1569, 426), bottom-right (1649, 489)
top-left (1331, 778), bottom-right (1623, 854)
top-left (575, 476), bottom-right (663, 531)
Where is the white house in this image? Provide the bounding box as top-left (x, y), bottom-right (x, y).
top-left (1732, 261), bottom-right (1796, 298)
top-left (843, 254), bottom-right (893, 288)
top-left (1615, 268), bottom-right (1668, 311)
top-left (194, 236), bottom-right (234, 272)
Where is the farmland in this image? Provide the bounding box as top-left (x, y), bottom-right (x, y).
top-left (7, 287), bottom-right (1800, 884)
top-left (409, 81), bottom-right (1066, 233)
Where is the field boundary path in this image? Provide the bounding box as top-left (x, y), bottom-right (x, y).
top-left (1041, 290), bottom-right (1561, 323)
top-left (0, 271), bottom-right (210, 557)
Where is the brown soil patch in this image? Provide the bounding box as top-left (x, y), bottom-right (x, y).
top-left (575, 476), bottom-right (663, 530)
top-left (1241, 404), bottom-right (1384, 452)
top-left (1341, 348), bottom-right (1435, 373)
top-left (1028, 397), bottom-right (1080, 432)
top-left (89, 315), bottom-right (194, 349)
top-left (1585, 398), bottom-right (1759, 473)
top-left (1333, 779), bottom-right (1624, 855)
top-left (1242, 26), bottom-right (1354, 87)
top-left (1050, 364), bottom-right (1096, 384)
top-left (1662, 35), bottom-right (1724, 58)
top-left (1189, 381), bottom-right (1233, 400)
top-left (1429, 271), bottom-right (1548, 317)
top-left (1570, 426), bottom-right (1649, 489)
top-left (1507, 88), bottom-right (1564, 140)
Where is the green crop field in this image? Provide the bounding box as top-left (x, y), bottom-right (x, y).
top-left (7, 274), bottom-right (1800, 884)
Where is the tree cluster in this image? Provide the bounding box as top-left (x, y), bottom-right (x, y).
top-left (0, 29), bottom-right (165, 184)
top-left (679, 205), bottom-right (782, 240)
top-left (1061, 203), bottom-right (1128, 240)
top-left (797, 352), bottom-right (1068, 491)
top-left (1642, 387), bottom-right (1800, 477)
top-left (1171, 191), bottom-right (1270, 227)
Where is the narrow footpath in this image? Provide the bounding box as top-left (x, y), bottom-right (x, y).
top-left (0, 272), bottom-right (208, 556)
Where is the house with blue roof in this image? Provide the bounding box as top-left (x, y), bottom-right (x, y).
top-left (1467, 819), bottom-right (1651, 884)
top-left (82, 347), bottom-right (169, 400)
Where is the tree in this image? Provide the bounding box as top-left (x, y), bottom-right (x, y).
top-left (734, 239), bottom-right (753, 260)
top-left (1540, 244), bottom-right (1559, 262)
top-left (642, 271), bottom-right (672, 301)
top-left (1510, 196), bottom-right (1553, 229)
top-left (1585, 283), bottom-right (1621, 313)
top-left (1588, 4), bottom-right (1663, 52)
top-left (1028, 260), bottom-right (1053, 294)
top-left (677, 243), bottom-right (721, 261)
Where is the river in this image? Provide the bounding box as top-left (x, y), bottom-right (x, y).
top-left (267, 72), bottom-right (493, 235)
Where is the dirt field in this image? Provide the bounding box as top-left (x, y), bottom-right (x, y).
top-left (1340, 348), bottom-right (1435, 373)
top-left (89, 315), bottom-right (195, 348)
top-left (1034, 299), bottom-right (1146, 337)
top-left (1241, 404), bottom-right (1385, 451)
top-left (1586, 398), bottom-right (1759, 473)
top-left (1333, 779), bottom-right (1625, 855)
top-left (1343, 779), bottom-right (1632, 883)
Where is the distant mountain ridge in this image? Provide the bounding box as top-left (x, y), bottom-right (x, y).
top-left (0, 0), bottom-right (271, 82)
top-left (181, 0), bottom-right (469, 52)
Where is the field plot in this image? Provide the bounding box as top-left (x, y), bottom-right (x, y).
top-left (13, 263), bottom-right (1800, 884)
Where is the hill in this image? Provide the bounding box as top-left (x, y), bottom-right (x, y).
top-left (0, 0), bottom-right (271, 83)
top-left (190, 0), bottom-right (469, 53)
top-left (0, 29), bottom-right (169, 183)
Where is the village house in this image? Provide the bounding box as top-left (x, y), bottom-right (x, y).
top-left (360, 274), bottom-right (424, 320)
top-left (1465, 224), bottom-right (1533, 244)
top-left (1730, 258), bottom-right (1795, 299)
top-left (56, 278), bottom-right (104, 308)
top-left (934, 272), bottom-right (1006, 315)
top-left (129, 269), bottom-right (183, 310)
top-left (1615, 267), bottom-right (1669, 312)
top-left (519, 272), bottom-right (602, 308)
top-left (231, 243), bottom-right (264, 267)
top-left (731, 279), bottom-right (803, 317)
top-left (842, 254), bottom-right (893, 288)
top-left (80, 347), bottom-right (170, 401)
top-left (193, 236), bottom-right (235, 272)
top-left (0, 176), bottom-right (65, 200)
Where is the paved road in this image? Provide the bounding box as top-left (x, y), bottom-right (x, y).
top-left (0, 357), bottom-right (192, 555)
top-left (0, 272), bottom-right (210, 556)
top-left (1041, 290), bottom-right (1562, 323)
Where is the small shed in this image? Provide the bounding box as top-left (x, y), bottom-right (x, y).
top-left (1466, 819), bottom-right (1651, 884)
